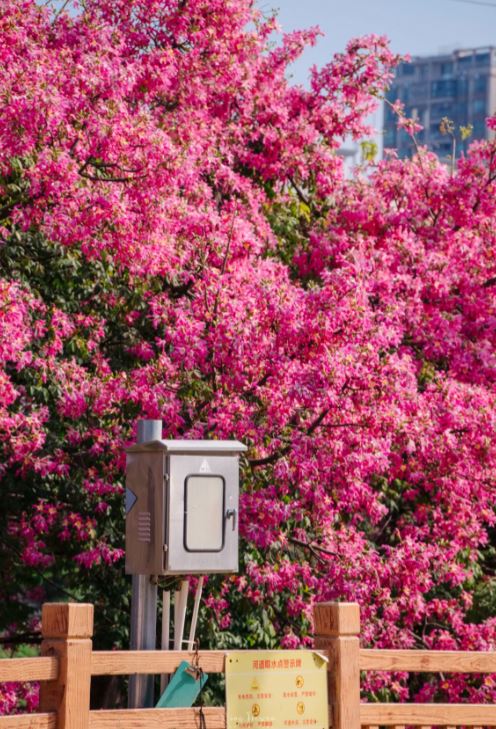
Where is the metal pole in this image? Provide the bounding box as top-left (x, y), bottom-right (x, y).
top-left (160, 590), bottom-right (171, 693)
top-left (128, 418), bottom-right (162, 708)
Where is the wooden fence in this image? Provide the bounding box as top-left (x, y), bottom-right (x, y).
top-left (1, 601), bottom-right (496, 728)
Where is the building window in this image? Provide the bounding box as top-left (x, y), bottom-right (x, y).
top-left (411, 82), bottom-right (428, 99)
top-left (431, 80), bottom-right (457, 97)
top-left (384, 130), bottom-right (397, 147)
top-left (473, 75), bottom-right (487, 94)
top-left (473, 120), bottom-right (487, 137)
top-left (475, 52), bottom-right (490, 65)
top-left (431, 102), bottom-right (454, 119)
top-left (434, 141), bottom-right (453, 154)
top-left (384, 103), bottom-right (398, 123)
top-left (472, 99), bottom-right (486, 114)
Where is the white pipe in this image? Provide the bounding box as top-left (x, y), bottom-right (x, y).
top-left (173, 588), bottom-right (180, 650)
top-left (173, 580), bottom-right (189, 650)
top-left (187, 576), bottom-right (204, 650)
top-left (162, 590), bottom-right (171, 650)
top-left (160, 590), bottom-right (171, 693)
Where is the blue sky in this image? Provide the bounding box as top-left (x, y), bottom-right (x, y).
top-left (262, 0), bottom-right (496, 84)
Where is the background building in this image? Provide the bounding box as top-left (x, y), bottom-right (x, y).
top-left (384, 47), bottom-right (496, 158)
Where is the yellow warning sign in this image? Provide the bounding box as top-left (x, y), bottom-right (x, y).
top-left (226, 651), bottom-right (328, 729)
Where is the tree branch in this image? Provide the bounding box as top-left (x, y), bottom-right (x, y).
top-left (248, 407), bottom-right (360, 467)
top-left (483, 276), bottom-right (496, 288)
top-left (288, 536), bottom-right (338, 560)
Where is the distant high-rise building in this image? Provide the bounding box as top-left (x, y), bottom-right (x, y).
top-left (383, 47), bottom-right (496, 158)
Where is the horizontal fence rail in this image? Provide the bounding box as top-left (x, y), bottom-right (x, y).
top-left (1, 601), bottom-right (496, 728)
top-left (89, 707), bottom-right (226, 729)
top-left (360, 704), bottom-right (496, 727)
top-left (360, 648), bottom-right (496, 673)
top-left (91, 649), bottom-right (226, 675)
top-left (361, 702), bottom-right (496, 725)
top-left (0, 657), bottom-right (58, 683)
top-left (0, 714), bottom-right (56, 728)
top-left (87, 706), bottom-right (335, 729)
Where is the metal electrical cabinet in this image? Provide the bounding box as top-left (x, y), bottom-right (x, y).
top-left (125, 440), bottom-right (246, 575)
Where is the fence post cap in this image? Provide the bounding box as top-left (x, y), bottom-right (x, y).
top-left (313, 601), bottom-right (360, 636)
top-left (41, 602), bottom-right (94, 639)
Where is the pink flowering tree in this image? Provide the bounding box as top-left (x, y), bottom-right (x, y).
top-left (1, 0), bottom-right (496, 710)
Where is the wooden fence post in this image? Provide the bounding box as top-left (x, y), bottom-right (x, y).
top-left (314, 602), bottom-right (361, 729)
top-left (40, 603), bottom-right (94, 729)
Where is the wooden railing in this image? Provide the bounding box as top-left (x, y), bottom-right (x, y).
top-left (1, 601), bottom-right (496, 728)
top-left (314, 602), bottom-right (496, 729)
